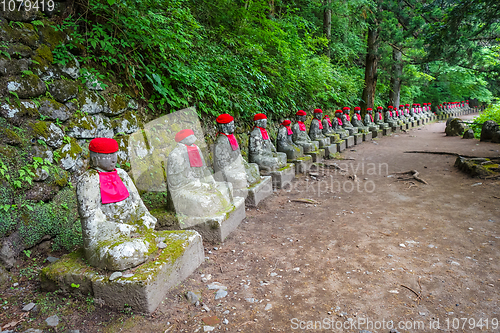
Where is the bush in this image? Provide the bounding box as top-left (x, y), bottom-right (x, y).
top-left (471, 103), bottom-right (500, 138)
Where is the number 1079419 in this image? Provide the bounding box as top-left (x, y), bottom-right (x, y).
top-left (1, 0), bottom-right (55, 12)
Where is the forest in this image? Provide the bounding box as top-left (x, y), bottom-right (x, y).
top-left (51, 0), bottom-right (500, 121)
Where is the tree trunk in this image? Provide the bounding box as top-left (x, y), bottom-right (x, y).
top-left (323, 0), bottom-right (332, 58)
top-left (361, 27), bottom-right (379, 113)
top-left (389, 47), bottom-right (402, 107)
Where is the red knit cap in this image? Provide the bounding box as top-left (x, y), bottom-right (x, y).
top-left (296, 110), bottom-right (307, 116)
top-left (399, 105), bottom-right (404, 108)
top-left (376, 106), bottom-right (383, 110)
top-left (354, 107), bottom-right (361, 111)
top-left (335, 110), bottom-right (342, 114)
top-left (175, 129), bottom-right (195, 143)
top-left (388, 106), bottom-right (393, 109)
top-left (342, 107), bottom-right (350, 111)
top-left (314, 108), bottom-right (323, 113)
top-left (253, 113), bottom-right (267, 121)
top-left (405, 104), bottom-right (410, 107)
top-left (89, 138), bottom-right (119, 154)
top-left (281, 119), bottom-right (291, 126)
top-left (366, 108), bottom-right (373, 111)
top-left (216, 113), bottom-right (234, 124)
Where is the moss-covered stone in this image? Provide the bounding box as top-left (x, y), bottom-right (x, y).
top-left (49, 79), bottom-right (79, 103)
top-left (38, 19), bottom-right (66, 50)
top-left (104, 94), bottom-right (128, 116)
top-left (29, 121), bottom-right (64, 148)
top-left (56, 137), bottom-right (83, 170)
top-left (66, 112), bottom-right (98, 139)
top-left (0, 128), bottom-right (22, 146)
top-left (5, 74), bottom-right (46, 98)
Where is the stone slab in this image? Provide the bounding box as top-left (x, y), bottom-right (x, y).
top-left (245, 175), bottom-right (273, 207)
top-left (345, 136), bottom-right (355, 147)
top-left (363, 131), bottom-right (372, 142)
top-left (371, 130), bottom-right (382, 138)
top-left (40, 230), bottom-right (204, 314)
top-left (391, 126), bottom-right (400, 133)
top-left (291, 155), bottom-right (313, 174)
top-left (305, 150), bottom-right (323, 163)
top-left (336, 140), bottom-right (346, 152)
top-left (323, 144), bottom-right (336, 158)
top-left (269, 163), bottom-right (295, 189)
top-left (354, 133), bottom-right (363, 145)
top-left (382, 127), bottom-right (391, 136)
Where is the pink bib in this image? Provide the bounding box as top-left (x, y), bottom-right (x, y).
top-left (378, 113), bottom-right (382, 120)
top-left (298, 121), bottom-right (306, 131)
top-left (186, 144), bottom-right (203, 167)
top-left (324, 116), bottom-right (332, 127)
top-left (219, 133), bottom-right (239, 151)
top-left (369, 114), bottom-right (373, 122)
top-left (98, 170), bottom-right (130, 204)
top-left (255, 127), bottom-right (269, 140)
top-left (316, 118), bottom-right (323, 129)
top-left (337, 117), bottom-right (343, 126)
top-left (346, 114), bottom-right (350, 121)
top-left (356, 114), bottom-right (361, 121)
top-left (285, 126), bottom-right (293, 135)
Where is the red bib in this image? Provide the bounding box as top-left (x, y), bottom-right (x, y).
top-left (369, 114), bottom-right (373, 122)
top-left (98, 169), bottom-right (130, 204)
top-left (356, 114), bottom-right (361, 121)
top-left (337, 117), bottom-right (343, 126)
top-left (219, 133), bottom-right (239, 151)
top-left (285, 125), bottom-right (293, 135)
top-left (378, 113), bottom-right (382, 120)
top-left (298, 121), bottom-right (306, 131)
top-left (345, 114), bottom-right (350, 121)
top-left (186, 144), bottom-right (203, 167)
top-left (255, 127), bottom-right (269, 140)
top-left (316, 118), bottom-right (323, 129)
top-left (324, 116), bottom-right (332, 127)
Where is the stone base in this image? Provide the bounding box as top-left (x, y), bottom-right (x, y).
top-left (269, 163), bottom-right (295, 189)
top-left (335, 140), bottom-right (346, 152)
top-left (323, 144), bottom-right (336, 158)
top-left (305, 150), bottom-right (323, 163)
top-left (345, 136), bottom-right (355, 147)
top-left (245, 175), bottom-right (273, 207)
top-left (372, 129), bottom-right (382, 138)
top-left (392, 126), bottom-right (400, 133)
top-left (40, 230), bottom-right (204, 314)
top-left (354, 133), bottom-right (363, 145)
top-left (291, 155), bottom-right (313, 174)
top-left (416, 119), bottom-right (421, 126)
top-left (382, 127), bottom-right (391, 136)
top-left (363, 131), bottom-right (372, 141)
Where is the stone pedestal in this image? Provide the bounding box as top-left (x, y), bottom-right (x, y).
top-left (305, 150), bottom-right (323, 163)
top-left (269, 163), bottom-right (295, 189)
top-left (176, 197), bottom-right (246, 243)
top-left (416, 119), bottom-right (421, 126)
top-left (363, 131), bottom-right (372, 141)
top-left (323, 144), bottom-right (336, 158)
top-left (345, 136), bottom-right (355, 147)
top-left (245, 175), bottom-right (273, 207)
top-left (372, 129), bottom-right (382, 138)
top-left (354, 133), bottom-right (363, 145)
top-left (392, 126), bottom-right (400, 133)
top-left (382, 128), bottom-right (391, 136)
top-left (335, 140), bottom-right (346, 152)
top-left (40, 230), bottom-right (204, 314)
top-left (291, 155), bottom-right (313, 174)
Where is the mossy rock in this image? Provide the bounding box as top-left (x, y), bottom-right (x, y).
top-left (49, 79), bottom-right (79, 103)
top-left (29, 121), bottom-right (64, 148)
top-left (5, 43), bottom-right (33, 59)
top-left (77, 90), bottom-right (108, 115)
top-left (115, 135), bottom-right (130, 170)
top-left (104, 94), bottom-right (129, 116)
top-left (56, 137), bottom-right (83, 170)
top-left (9, 22), bottom-right (40, 48)
top-left (38, 97), bottom-right (71, 121)
top-left (66, 112), bottom-right (98, 139)
top-left (4, 74), bottom-right (46, 99)
top-left (112, 110), bottom-right (140, 135)
top-left (0, 128), bottom-right (22, 146)
top-left (0, 8), bottom-right (42, 22)
top-left (151, 209), bottom-right (180, 230)
top-left (38, 19), bottom-right (66, 50)
top-left (454, 156), bottom-right (500, 178)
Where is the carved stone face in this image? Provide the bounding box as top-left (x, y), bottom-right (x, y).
top-left (255, 119), bottom-right (267, 128)
top-left (335, 113), bottom-right (342, 118)
top-left (343, 110), bottom-right (349, 115)
top-left (90, 151), bottom-right (117, 172)
top-left (296, 115), bottom-right (306, 122)
top-left (314, 113), bottom-right (322, 120)
top-left (355, 110), bottom-right (360, 114)
top-left (180, 134), bottom-right (197, 146)
top-left (218, 121), bottom-right (235, 134)
top-left (368, 110), bottom-right (373, 114)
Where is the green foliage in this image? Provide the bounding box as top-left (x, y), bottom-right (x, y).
top-left (471, 103), bottom-right (500, 138)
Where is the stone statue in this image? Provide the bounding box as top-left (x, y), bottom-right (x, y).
top-left (77, 138), bottom-right (158, 271)
top-left (249, 113), bottom-right (287, 171)
top-left (167, 129), bottom-right (233, 219)
top-left (384, 106), bottom-right (398, 127)
top-left (351, 107), bottom-right (369, 132)
top-left (308, 109), bottom-right (331, 148)
top-left (341, 107), bottom-right (358, 135)
top-left (322, 113), bottom-right (342, 140)
top-left (364, 108), bottom-right (379, 131)
top-left (213, 113), bottom-right (248, 194)
top-left (292, 110), bottom-right (319, 153)
top-left (375, 106), bottom-right (389, 129)
top-left (277, 119), bottom-right (303, 160)
top-left (398, 105), bottom-right (409, 123)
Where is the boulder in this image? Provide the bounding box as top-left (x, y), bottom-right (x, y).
top-left (0, 100), bottom-right (38, 125)
top-left (4, 74), bottom-right (46, 98)
top-left (30, 121), bottom-right (64, 148)
top-left (38, 98), bottom-right (71, 121)
top-left (0, 58), bottom-right (30, 77)
top-left (445, 118), bottom-right (466, 136)
top-left (113, 110), bottom-right (140, 134)
top-left (462, 129), bottom-right (475, 139)
top-left (65, 113), bottom-right (98, 139)
top-left (25, 182), bottom-right (60, 202)
top-left (480, 120), bottom-right (499, 142)
top-left (49, 80), bottom-right (79, 103)
top-left (0, 231), bottom-right (24, 269)
top-left (77, 90), bottom-right (108, 115)
top-left (93, 114), bottom-right (114, 138)
top-left (57, 138), bottom-right (83, 170)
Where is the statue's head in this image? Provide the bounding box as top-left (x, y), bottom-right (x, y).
top-left (376, 106), bottom-right (383, 113)
top-left (89, 138), bottom-right (118, 172)
top-left (342, 107), bottom-right (350, 115)
top-left (354, 107), bottom-right (361, 114)
top-left (313, 109), bottom-right (322, 120)
top-left (175, 129), bottom-right (197, 146)
top-left (366, 107), bottom-right (373, 114)
top-left (296, 110), bottom-right (306, 122)
top-left (253, 113), bottom-right (267, 128)
top-left (216, 113), bottom-right (235, 134)
top-left (335, 110), bottom-right (342, 118)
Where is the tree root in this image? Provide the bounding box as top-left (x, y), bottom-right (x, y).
top-left (394, 170), bottom-right (428, 184)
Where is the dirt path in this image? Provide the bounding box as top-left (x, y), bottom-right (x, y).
top-left (4, 115), bottom-right (500, 333)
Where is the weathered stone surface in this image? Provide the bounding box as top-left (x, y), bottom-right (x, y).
top-left (49, 79), bottom-right (79, 103)
top-left (93, 114), bottom-right (114, 138)
top-left (33, 144), bottom-right (54, 163)
top-left (463, 129), bottom-right (475, 139)
top-left (45, 314), bottom-right (59, 327)
top-left (57, 138), bottom-right (82, 170)
top-left (0, 57), bottom-right (30, 76)
top-left (115, 135), bottom-right (131, 167)
top-left (66, 113), bottom-right (98, 139)
top-left (0, 263), bottom-right (10, 287)
top-left (5, 43), bottom-right (33, 58)
top-left (84, 73), bottom-right (106, 91)
top-left (0, 127), bottom-right (22, 146)
top-left (58, 54), bottom-right (80, 79)
top-left (33, 168), bottom-right (49, 181)
top-left (25, 183), bottom-right (59, 202)
top-left (113, 110), bottom-right (140, 134)
top-left (0, 231), bottom-right (24, 269)
top-left (480, 120), bottom-right (499, 142)
top-left (4, 74), bottom-right (46, 98)
top-left (0, 100), bottom-right (38, 125)
top-left (445, 118), bottom-right (466, 136)
top-left (455, 156), bottom-right (500, 178)
top-left (30, 121), bottom-right (64, 148)
top-left (38, 98), bottom-right (71, 121)
top-left (0, 8), bottom-right (43, 22)
top-left (249, 119), bottom-right (287, 172)
top-left (245, 175), bottom-right (272, 207)
top-left (103, 94), bottom-right (129, 116)
top-left (78, 90), bottom-right (108, 114)
top-left (40, 230), bottom-right (204, 314)
top-left (492, 131), bottom-right (500, 143)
